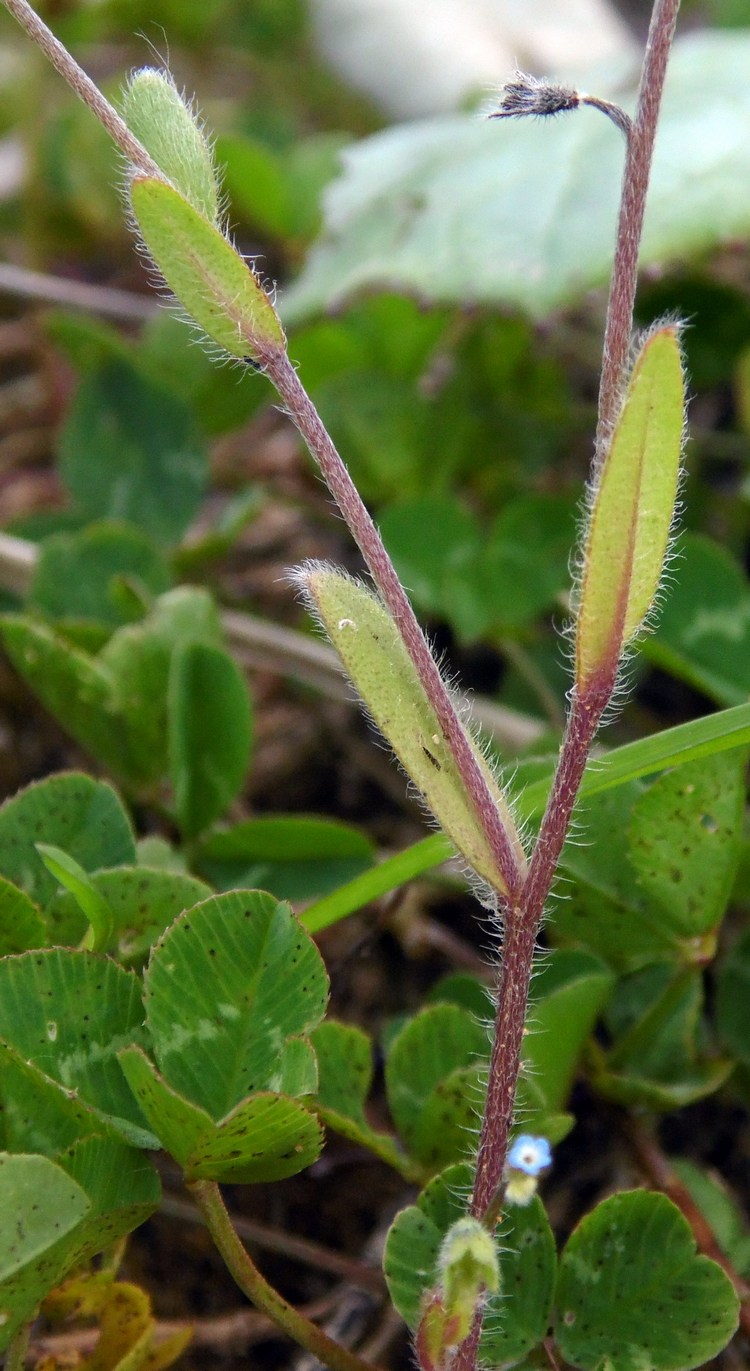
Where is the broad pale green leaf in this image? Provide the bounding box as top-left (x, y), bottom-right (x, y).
top-left (168, 641), bottom-right (253, 839)
top-left (45, 867), bottom-right (211, 963)
top-left (0, 1152), bottom-right (90, 1351)
top-left (183, 1092), bottom-right (323, 1182)
top-left (195, 815), bottom-right (373, 902)
top-left (0, 1040), bottom-right (115, 1154)
top-left (554, 751), bottom-right (746, 969)
top-left (301, 565), bottom-right (525, 895)
top-left (119, 1045), bottom-right (323, 1183)
top-left (59, 362), bottom-right (207, 546)
top-left (556, 1191), bottom-right (739, 1370)
top-left (285, 33), bottom-right (750, 322)
top-left (716, 927), bottom-right (750, 1066)
top-left (669, 1158), bottom-right (750, 1279)
top-left (0, 774), bottom-right (135, 909)
top-left (129, 178), bottom-right (285, 362)
top-left (0, 949), bottom-right (147, 1136)
top-left (627, 750), bottom-right (746, 935)
top-left (219, 130), bottom-right (347, 244)
top-left (576, 327), bottom-right (684, 689)
top-left (523, 951), bottom-right (614, 1113)
top-left (29, 522), bottom-right (171, 629)
top-left (648, 534), bottom-right (750, 705)
top-left (311, 1021), bottom-right (408, 1172)
top-left (594, 966), bottom-right (731, 1110)
top-left (384, 1163), bottom-right (555, 1366)
top-left (122, 69), bottom-right (221, 226)
top-left (0, 876), bottom-right (44, 955)
top-left (385, 1004), bottom-right (488, 1160)
top-left (54, 1134), bottom-right (160, 1268)
top-left (143, 891), bottom-right (329, 1119)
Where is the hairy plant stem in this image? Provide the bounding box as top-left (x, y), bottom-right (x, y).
top-left (260, 346), bottom-right (528, 902)
top-left (454, 2), bottom-right (681, 1368)
top-left (469, 683), bottom-right (611, 1225)
top-left (188, 1181), bottom-right (384, 1371)
top-left (1, 0), bottom-right (530, 903)
top-left (597, 0), bottom-right (682, 440)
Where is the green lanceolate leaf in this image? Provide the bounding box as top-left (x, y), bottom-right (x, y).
top-left (35, 843), bottom-right (115, 952)
top-left (576, 326), bottom-right (685, 690)
top-left (299, 564), bottom-right (525, 895)
top-left (555, 1190), bottom-right (739, 1370)
top-left (45, 867), bottom-right (211, 963)
top-left (129, 178), bottom-right (285, 363)
top-left (122, 68), bottom-right (221, 226)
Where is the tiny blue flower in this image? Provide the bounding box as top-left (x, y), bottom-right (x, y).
top-left (507, 1135), bottom-right (552, 1177)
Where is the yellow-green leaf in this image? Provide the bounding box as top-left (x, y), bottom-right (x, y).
top-left (576, 326), bottom-right (685, 691)
top-left (301, 565), bottom-right (524, 896)
top-left (122, 68), bottom-right (221, 226)
top-left (129, 178), bottom-right (285, 362)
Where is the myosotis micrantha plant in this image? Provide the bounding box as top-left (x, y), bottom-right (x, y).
top-left (0, 0), bottom-right (743, 1369)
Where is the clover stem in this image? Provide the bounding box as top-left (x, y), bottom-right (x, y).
top-left (188, 1181), bottom-right (384, 1371)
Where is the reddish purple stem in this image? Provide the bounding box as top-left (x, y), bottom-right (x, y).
top-left (453, 2), bottom-right (681, 1367)
top-left (261, 346), bottom-right (527, 903)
